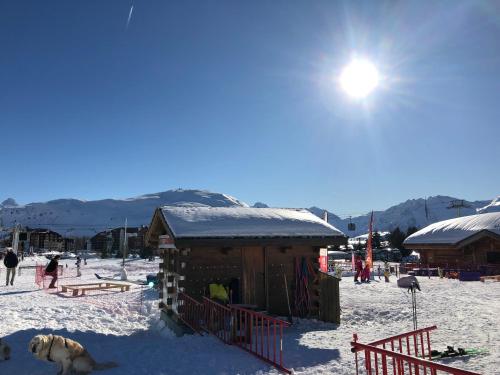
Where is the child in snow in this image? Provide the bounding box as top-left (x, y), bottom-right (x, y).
top-left (45, 255), bottom-right (60, 288)
top-left (354, 256), bottom-right (363, 282)
top-left (438, 267), bottom-right (443, 279)
top-left (361, 264), bottom-right (371, 282)
top-left (75, 256), bottom-right (82, 277)
top-left (383, 261), bottom-right (390, 282)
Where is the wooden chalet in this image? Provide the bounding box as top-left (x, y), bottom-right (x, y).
top-left (146, 206), bottom-right (346, 332)
top-left (90, 226), bottom-right (148, 253)
top-left (404, 212), bottom-right (500, 274)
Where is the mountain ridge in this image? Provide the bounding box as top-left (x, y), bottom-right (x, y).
top-left (1, 190), bottom-right (498, 237)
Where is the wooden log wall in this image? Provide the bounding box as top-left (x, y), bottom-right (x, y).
top-left (158, 244), bottom-right (338, 322)
top-left (266, 245), bottom-right (320, 318)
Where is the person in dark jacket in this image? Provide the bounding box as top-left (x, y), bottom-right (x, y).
top-left (45, 255), bottom-right (60, 288)
top-left (4, 248), bottom-right (19, 286)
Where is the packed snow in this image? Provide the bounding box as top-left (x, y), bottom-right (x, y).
top-left (160, 206), bottom-right (345, 238)
top-left (404, 212), bottom-right (500, 245)
top-left (1, 257), bottom-right (498, 374)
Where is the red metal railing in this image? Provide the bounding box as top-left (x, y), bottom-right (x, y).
top-left (351, 326), bottom-right (481, 375)
top-left (230, 305), bottom-right (291, 374)
top-left (197, 297), bottom-right (291, 373)
top-left (202, 297), bottom-right (233, 343)
top-left (178, 292), bottom-right (205, 334)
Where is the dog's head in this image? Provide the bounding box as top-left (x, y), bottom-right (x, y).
top-left (28, 335), bottom-right (50, 358)
top-left (0, 338), bottom-right (11, 361)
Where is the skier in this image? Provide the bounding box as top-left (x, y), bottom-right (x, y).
top-left (3, 248), bottom-right (19, 286)
top-left (354, 256), bottom-right (363, 282)
top-left (45, 255), bottom-right (60, 289)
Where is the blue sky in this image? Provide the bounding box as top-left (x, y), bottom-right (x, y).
top-left (1, 1), bottom-right (499, 215)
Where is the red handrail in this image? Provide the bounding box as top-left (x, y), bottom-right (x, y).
top-left (229, 305), bottom-right (291, 374)
top-left (352, 328), bottom-right (481, 375)
top-left (178, 292), bottom-right (204, 334)
top-left (351, 340), bottom-right (481, 375)
top-left (202, 297), bottom-right (233, 343)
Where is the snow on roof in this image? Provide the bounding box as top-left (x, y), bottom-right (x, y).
top-left (160, 206), bottom-right (345, 239)
top-left (404, 212), bottom-right (500, 246)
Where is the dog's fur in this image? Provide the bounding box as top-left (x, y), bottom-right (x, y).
top-left (29, 334), bottom-right (117, 375)
top-left (0, 338), bottom-right (11, 361)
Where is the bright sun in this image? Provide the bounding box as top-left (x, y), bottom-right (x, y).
top-left (339, 59), bottom-right (380, 99)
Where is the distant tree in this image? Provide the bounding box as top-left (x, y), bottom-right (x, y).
top-left (372, 231), bottom-right (381, 249)
top-left (388, 227), bottom-right (406, 249)
top-left (406, 226), bottom-right (419, 237)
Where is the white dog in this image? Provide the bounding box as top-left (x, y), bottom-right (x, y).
top-left (29, 334), bottom-right (117, 375)
top-left (0, 338), bottom-right (11, 361)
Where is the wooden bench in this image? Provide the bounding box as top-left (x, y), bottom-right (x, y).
top-left (61, 282), bottom-right (131, 296)
top-left (480, 275), bottom-right (500, 282)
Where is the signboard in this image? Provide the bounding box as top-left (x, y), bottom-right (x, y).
top-left (319, 248), bottom-right (328, 272)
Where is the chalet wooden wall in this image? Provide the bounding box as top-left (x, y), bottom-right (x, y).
top-left (266, 245), bottom-right (320, 317)
top-left (420, 237), bottom-right (500, 267)
top-left (158, 244), bottom-right (340, 322)
top-left (183, 247), bottom-right (242, 301)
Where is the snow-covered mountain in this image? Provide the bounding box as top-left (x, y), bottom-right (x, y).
top-left (477, 196), bottom-right (500, 214)
top-left (310, 195), bottom-right (496, 236)
top-left (1, 190), bottom-right (497, 238)
top-left (0, 189), bottom-right (248, 236)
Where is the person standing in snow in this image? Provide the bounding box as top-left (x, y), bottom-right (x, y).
top-left (354, 256), bottom-right (363, 282)
top-left (75, 256), bottom-right (82, 277)
top-left (3, 248), bottom-right (19, 286)
top-left (45, 255), bottom-right (60, 288)
top-left (384, 261), bottom-right (390, 282)
top-left (361, 263), bottom-right (371, 282)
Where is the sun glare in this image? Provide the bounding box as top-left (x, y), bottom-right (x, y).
top-left (339, 59), bottom-right (380, 99)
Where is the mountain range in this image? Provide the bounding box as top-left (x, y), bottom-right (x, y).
top-left (0, 189), bottom-right (498, 237)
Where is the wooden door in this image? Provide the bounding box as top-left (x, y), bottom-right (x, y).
top-left (242, 247), bottom-right (266, 309)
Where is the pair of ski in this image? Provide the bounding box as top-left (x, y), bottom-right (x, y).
top-left (425, 346), bottom-right (488, 360)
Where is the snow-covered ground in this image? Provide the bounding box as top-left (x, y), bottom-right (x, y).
top-left (0, 257), bottom-right (498, 374)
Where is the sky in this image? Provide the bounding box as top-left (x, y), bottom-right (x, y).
top-left (0, 1), bottom-right (499, 216)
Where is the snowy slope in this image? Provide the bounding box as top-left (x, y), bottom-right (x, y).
top-left (0, 189), bottom-right (247, 237)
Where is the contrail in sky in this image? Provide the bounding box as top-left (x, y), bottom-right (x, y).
top-left (126, 4), bottom-right (134, 29)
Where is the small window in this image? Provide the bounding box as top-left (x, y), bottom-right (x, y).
top-left (486, 252), bottom-right (500, 264)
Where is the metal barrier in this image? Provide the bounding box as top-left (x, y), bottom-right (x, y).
top-left (178, 292), bottom-right (205, 334)
top-left (202, 297), bottom-right (233, 343)
top-left (351, 326), bottom-right (481, 375)
top-left (193, 296), bottom-right (291, 373)
top-left (230, 305), bottom-right (291, 374)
